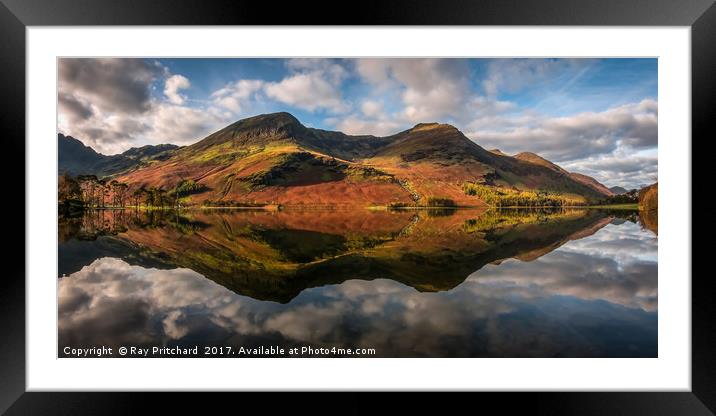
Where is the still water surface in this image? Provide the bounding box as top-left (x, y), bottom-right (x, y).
top-left (58, 208), bottom-right (657, 357)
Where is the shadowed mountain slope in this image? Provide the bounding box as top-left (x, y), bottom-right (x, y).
top-left (59, 133), bottom-right (179, 177)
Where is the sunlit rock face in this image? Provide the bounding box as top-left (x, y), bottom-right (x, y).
top-left (58, 209), bottom-right (657, 358)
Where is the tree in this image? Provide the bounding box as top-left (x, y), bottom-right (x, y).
top-left (171, 179), bottom-right (206, 207)
top-left (144, 187), bottom-right (169, 208)
top-left (58, 172), bottom-right (80, 201)
top-left (77, 175), bottom-right (99, 207)
top-left (111, 181), bottom-right (129, 207)
top-left (132, 187), bottom-right (147, 208)
top-left (426, 197), bottom-right (456, 207)
top-left (462, 182), bottom-right (586, 207)
top-left (57, 172), bottom-right (84, 214)
top-left (144, 187), bottom-right (155, 207)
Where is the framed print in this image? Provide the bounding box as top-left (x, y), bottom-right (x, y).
top-left (2, 0), bottom-right (712, 413)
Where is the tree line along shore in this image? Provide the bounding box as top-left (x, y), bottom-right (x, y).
top-left (58, 172), bottom-right (647, 214)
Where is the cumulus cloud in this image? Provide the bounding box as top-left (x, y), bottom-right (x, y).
top-left (360, 100), bottom-right (383, 118)
top-left (339, 59), bottom-right (520, 138)
top-left (466, 99), bottom-right (658, 187)
top-left (59, 58), bottom-right (161, 114)
top-left (146, 104), bottom-right (226, 145)
top-left (163, 74), bottom-right (190, 105)
top-left (562, 152), bottom-right (658, 189)
top-left (265, 73), bottom-right (345, 112)
top-left (264, 59), bottom-right (348, 112)
top-left (58, 92), bottom-right (94, 124)
top-left (469, 100), bottom-right (657, 160)
top-left (326, 115), bottom-right (403, 137)
top-left (286, 58), bottom-right (347, 84)
top-left (333, 59), bottom-right (509, 136)
top-left (58, 58), bottom-right (234, 154)
top-left (58, 58), bottom-right (162, 153)
top-left (356, 58), bottom-right (472, 123)
top-left (210, 79), bottom-right (264, 113)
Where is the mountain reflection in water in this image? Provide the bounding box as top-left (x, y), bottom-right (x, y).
top-left (58, 208), bottom-right (657, 357)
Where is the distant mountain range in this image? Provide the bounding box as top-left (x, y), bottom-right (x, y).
top-left (60, 112), bottom-right (615, 206)
top-left (609, 186), bottom-right (629, 195)
top-left (58, 133), bottom-right (179, 177)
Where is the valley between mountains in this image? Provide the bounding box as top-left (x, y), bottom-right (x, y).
top-left (59, 112), bottom-right (618, 208)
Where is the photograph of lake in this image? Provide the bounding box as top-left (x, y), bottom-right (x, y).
top-left (57, 58), bottom-right (658, 358)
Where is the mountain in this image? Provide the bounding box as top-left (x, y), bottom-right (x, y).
top-left (609, 186), bottom-right (629, 195)
top-left (58, 133), bottom-right (180, 177)
top-left (102, 112), bottom-right (612, 206)
top-left (58, 134), bottom-right (105, 175)
top-left (514, 152), bottom-right (614, 196)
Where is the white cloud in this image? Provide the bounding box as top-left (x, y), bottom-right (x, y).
top-left (264, 60), bottom-right (348, 113)
top-left (334, 59), bottom-right (520, 140)
top-left (59, 58), bottom-right (162, 115)
top-left (265, 74), bottom-right (344, 112)
top-left (146, 104), bottom-right (226, 145)
top-left (327, 116), bottom-right (402, 137)
top-left (324, 98), bottom-right (405, 136)
top-left (466, 99), bottom-right (658, 187)
top-left (58, 58), bottom-right (217, 153)
top-left (163, 74), bottom-right (191, 105)
top-left (360, 100), bottom-right (384, 118)
top-left (469, 100), bottom-right (658, 161)
top-left (210, 79), bottom-right (264, 113)
top-left (356, 58), bottom-right (472, 123)
top-left (562, 152), bottom-right (658, 188)
top-left (286, 58), bottom-right (347, 84)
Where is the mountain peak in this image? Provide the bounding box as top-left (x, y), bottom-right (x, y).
top-left (410, 122), bottom-right (458, 133)
top-left (245, 111), bottom-right (301, 125)
top-left (514, 151), bottom-right (568, 173)
top-left (514, 151), bottom-right (543, 160)
top-left (228, 112), bottom-right (305, 133)
top-left (609, 186), bottom-right (629, 194)
top-left (191, 112), bottom-right (308, 150)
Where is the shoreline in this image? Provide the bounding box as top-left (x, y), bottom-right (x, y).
top-left (62, 203), bottom-right (640, 211)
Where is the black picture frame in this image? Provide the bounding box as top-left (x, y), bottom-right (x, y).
top-left (1, 0), bottom-right (710, 413)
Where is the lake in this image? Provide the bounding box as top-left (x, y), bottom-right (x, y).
top-left (58, 207), bottom-right (657, 357)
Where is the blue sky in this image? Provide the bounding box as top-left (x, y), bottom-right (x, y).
top-left (58, 58), bottom-right (657, 188)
